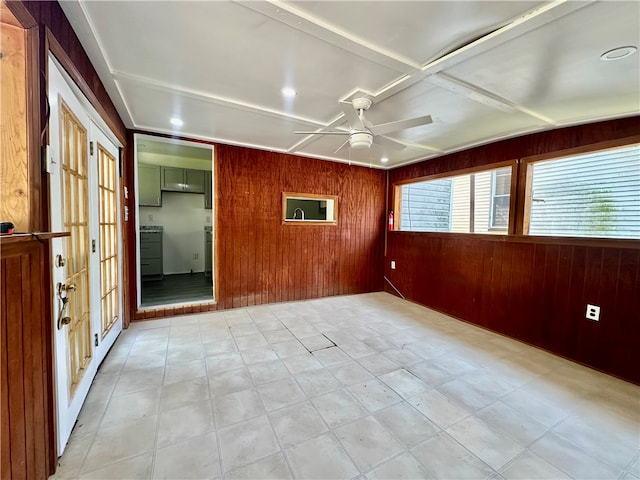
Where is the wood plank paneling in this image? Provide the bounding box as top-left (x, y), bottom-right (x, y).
top-left (387, 117), bottom-right (640, 383)
top-left (386, 233), bottom-right (640, 382)
top-left (216, 146), bottom-right (386, 310)
top-left (1, 239), bottom-right (53, 479)
top-left (132, 144), bottom-right (386, 320)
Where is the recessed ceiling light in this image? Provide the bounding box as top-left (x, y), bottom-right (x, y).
top-left (170, 117), bottom-right (183, 127)
top-left (600, 46), bottom-right (637, 61)
top-left (281, 87), bottom-right (297, 98)
top-left (381, 157), bottom-right (389, 163)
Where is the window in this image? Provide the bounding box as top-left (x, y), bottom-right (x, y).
top-left (282, 193), bottom-right (338, 225)
top-left (400, 179), bottom-right (452, 232)
top-left (527, 144), bottom-right (640, 239)
top-left (490, 168), bottom-right (511, 230)
top-left (396, 165), bottom-right (513, 234)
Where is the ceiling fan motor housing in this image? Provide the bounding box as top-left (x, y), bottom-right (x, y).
top-left (352, 97), bottom-right (372, 111)
top-left (350, 132), bottom-right (373, 149)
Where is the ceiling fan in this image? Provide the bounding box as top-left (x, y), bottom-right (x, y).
top-left (294, 97), bottom-right (433, 152)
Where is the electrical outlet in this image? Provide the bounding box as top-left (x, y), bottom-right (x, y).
top-left (148, 214), bottom-right (154, 222)
top-left (585, 304), bottom-right (600, 321)
top-left (391, 261), bottom-right (396, 270)
top-left (193, 253), bottom-right (199, 260)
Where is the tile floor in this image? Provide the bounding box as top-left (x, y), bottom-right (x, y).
top-left (51, 292), bottom-right (639, 480)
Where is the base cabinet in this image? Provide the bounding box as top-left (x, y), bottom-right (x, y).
top-left (140, 231), bottom-right (163, 279)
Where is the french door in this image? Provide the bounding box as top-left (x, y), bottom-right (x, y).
top-left (48, 55), bottom-right (123, 454)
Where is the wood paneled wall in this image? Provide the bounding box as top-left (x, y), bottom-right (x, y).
top-left (1, 239), bottom-right (54, 479)
top-left (133, 144), bottom-right (386, 319)
top-left (216, 146), bottom-right (385, 309)
top-left (387, 117), bottom-right (640, 383)
top-left (386, 234), bottom-right (640, 382)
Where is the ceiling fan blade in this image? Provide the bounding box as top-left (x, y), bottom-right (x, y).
top-left (341, 104), bottom-right (364, 130)
top-left (294, 130), bottom-right (350, 135)
top-left (373, 135), bottom-right (407, 151)
top-left (334, 138), bottom-right (351, 154)
top-left (369, 115), bottom-right (432, 136)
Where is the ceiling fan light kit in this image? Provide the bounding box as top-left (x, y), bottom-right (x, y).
top-left (350, 132), bottom-right (373, 149)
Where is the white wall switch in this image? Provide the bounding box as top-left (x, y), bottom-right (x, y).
top-left (391, 261), bottom-right (396, 270)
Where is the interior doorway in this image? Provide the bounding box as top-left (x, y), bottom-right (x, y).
top-left (134, 134), bottom-right (215, 309)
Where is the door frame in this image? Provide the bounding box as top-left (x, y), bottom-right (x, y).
top-left (133, 133), bottom-right (215, 312)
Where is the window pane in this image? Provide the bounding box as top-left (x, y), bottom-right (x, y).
top-left (490, 168), bottom-right (511, 230)
top-left (398, 166), bottom-right (511, 234)
top-left (528, 145), bottom-right (640, 239)
top-left (400, 179), bottom-right (452, 231)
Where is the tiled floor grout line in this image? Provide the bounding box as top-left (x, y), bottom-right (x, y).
top-left (147, 326), bottom-right (175, 479)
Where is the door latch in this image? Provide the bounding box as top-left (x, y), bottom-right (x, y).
top-left (57, 295), bottom-right (71, 330)
top-left (56, 282), bottom-right (76, 330)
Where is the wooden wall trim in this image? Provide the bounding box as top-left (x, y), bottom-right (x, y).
top-left (26, 23), bottom-right (41, 232)
top-left (122, 130), bottom-right (136, 327)
top-left (389, 231), bottom-right (640, 250)
top-left (3, 0), bottom-right (37, 28)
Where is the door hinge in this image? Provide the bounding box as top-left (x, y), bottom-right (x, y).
top-left (94, 333), bottom-right (98, 347)
top-left (90, 141), bottom-right (94, 156)
top-left (92, 239), bottom-right (96, 253)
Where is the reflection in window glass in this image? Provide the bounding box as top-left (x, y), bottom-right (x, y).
top-left (490, 168), bottom-right (511, 230)
top-left (398, 166), bottom-right (512, 234)
top-left (282, 193), bottom-right (337, 224)
top-left (528, 145), bottom-right (640, 239)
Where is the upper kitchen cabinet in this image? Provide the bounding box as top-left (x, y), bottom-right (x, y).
top-left (139, 164), bottom-right (162, 207)
top-left (161, 167), bottom-right (205, 193)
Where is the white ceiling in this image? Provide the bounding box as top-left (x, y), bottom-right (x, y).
top-left (60, 0), bottom-right (640, 169)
